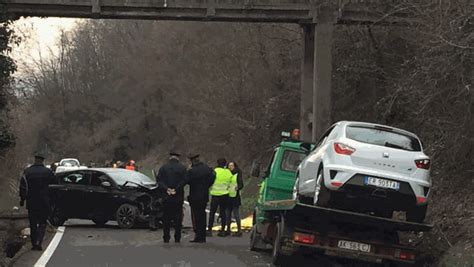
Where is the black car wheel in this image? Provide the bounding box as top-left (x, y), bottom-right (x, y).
top-left (49, 206), bottom-right (67, 227)
top-left (406, 205), bottom-right (428, 223)
top-left (116, 204), bottom-right (138, 229)
top-left (92, 213), bottom-right (109, 226)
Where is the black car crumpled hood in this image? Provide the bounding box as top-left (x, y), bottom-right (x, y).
top-left (121, 181), bottom-right (159, 192)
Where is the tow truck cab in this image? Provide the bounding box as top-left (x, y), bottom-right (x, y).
top-left (254, 136), bottom-right (308, 224)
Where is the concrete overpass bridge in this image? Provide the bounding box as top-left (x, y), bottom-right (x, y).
top-left (1, 0), bottom-right (436, 140)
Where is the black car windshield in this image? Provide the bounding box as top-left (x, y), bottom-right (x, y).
top-left (346, 125), bottom-right (422, 152)
top-left (107, 170), bottom-right (155, 186)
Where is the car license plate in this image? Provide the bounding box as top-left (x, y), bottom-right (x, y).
top-left (365, 176), bottom-right (400, 190)
top-left (337, 240), bottom-right (371, 253)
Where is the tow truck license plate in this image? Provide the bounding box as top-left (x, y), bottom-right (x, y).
top-left (365, 176), bottom-right (400, 190)
top-left (338, 240), bottom-right (371, 253)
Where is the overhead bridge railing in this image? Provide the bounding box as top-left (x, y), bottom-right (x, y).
top-left (2, 0), bottom-right (312, 22)
top-left (1, 0), bottom-right (461, 24)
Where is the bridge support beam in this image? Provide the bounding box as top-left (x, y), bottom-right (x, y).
top-left (300, 8), bottom-right (335, 142)
top-left (312, 18), bottom-right (334, 141)
top-left (300, 25), bottom-right (315, 142)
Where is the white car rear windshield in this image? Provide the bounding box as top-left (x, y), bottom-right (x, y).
top-left (346, 126), bottom-right (422, 152)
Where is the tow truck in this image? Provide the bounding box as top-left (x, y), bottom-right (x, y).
top-left (249, 130), bottom-right (432, 266)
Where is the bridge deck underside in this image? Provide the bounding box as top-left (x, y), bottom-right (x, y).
top-left (2, 0), bottom-right (433, 24)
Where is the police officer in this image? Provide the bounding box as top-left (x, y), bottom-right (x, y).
top-left (207, 158), bottom-right (233, 237)
top-left (19, 152), bottom-right (54, 251)
top-left (155, 151), bottom-right (187, 243)
top-left (186, 154), bottom-right (215, 243)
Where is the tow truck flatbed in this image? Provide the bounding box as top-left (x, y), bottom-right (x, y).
top-left (263, 200), bottom-right (432, 232)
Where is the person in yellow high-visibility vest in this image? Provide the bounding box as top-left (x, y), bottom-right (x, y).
top-left (207, 158), bottom-right (233, 237)
top-left (227, 161), bottom-right (244, 236)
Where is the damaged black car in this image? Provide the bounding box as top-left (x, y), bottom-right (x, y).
top-left (48, 168), bottom-right (164, 229)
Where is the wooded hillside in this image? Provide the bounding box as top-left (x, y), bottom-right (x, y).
top-left (1, 1), bottom-right (473, 265)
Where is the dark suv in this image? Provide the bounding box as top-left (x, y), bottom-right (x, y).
top-left (48, 168), bottom-right (163, 228)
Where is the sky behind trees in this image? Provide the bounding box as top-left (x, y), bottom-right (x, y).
top-left (11, 17), bottom-right (77, 76)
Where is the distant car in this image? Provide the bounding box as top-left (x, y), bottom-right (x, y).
top-left (294, 121), bottom-right (431, 223)
top-left (48, 168), bottom-right (163, 228)
top-left (55, 158), bottom-right (84, 173)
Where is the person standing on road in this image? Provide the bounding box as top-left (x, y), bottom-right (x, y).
top-left (207, 158), bottom-right (233, 237)
top-left (155, 152), bottom-right (187, 243)
top-left (186, 154), bottom-right (215, 243)
top-left (227, 161), bottom-right (244, 237)
top-left (88, 160), bottom-right (95, 168)
top-left (50, 161), bottom-right (58, 173)
top-left (19, 152), bottom-right (55, 251)
top-left (125, 160), bottom-right (136, 171)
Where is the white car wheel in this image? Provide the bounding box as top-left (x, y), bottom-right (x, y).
top-left (294, 176), bottom-right (312, 205)
top-left (313, 172), bottom-right (323, 205)
top-left (292, 177), bottom-right (299, 201)
top-left (313, 168), bottom-right (333, 207)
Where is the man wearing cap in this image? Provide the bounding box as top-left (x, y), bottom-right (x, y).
top-left (155, 151), bottom-right (187, 243)
top-left (19, 151), bottom-right (55, 251)
top-left (185, 154), bottom-right (215, 243)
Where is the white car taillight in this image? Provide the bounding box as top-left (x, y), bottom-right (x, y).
top-left (334, 143), bottom-right (356, 155)
top-left (415, 159), bottom-right (430, 170)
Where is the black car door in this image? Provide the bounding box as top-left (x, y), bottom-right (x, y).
top-left (56, 170), bottom-right (90, 219)
top-left (87, 171), bottom-right (117, 220)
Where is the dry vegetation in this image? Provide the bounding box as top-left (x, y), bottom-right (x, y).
top-left (0, 0), bottom-right (472, 265)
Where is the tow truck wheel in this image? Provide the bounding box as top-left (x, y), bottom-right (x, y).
top-left (116, 204), bottom-right (138, 229)
top-left (271, 222), bottom-right (288, 266)
top-left (250, 225), bottom-right (265, 251)
top-left (313, 169), bottom-right (332, 207)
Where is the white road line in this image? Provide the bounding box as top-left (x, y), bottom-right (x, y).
top-left (34, 226), bottom-right (66, 267)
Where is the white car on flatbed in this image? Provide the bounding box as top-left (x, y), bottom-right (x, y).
top-left (294, 121), bottom-right (431, 223)
top-left (55, 158), bottom-right (86, 173)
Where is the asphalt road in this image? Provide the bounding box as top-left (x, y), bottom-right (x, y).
top-left (45, 222), bottom-right (272, 267)
top-left (13, 204), bottom-right (379, 267)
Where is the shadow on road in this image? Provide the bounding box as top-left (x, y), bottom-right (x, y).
top-left (258, 250), bottom-right (387, 267)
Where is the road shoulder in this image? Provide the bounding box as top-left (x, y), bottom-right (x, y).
top-left (10, 226), bottom-right (57, 267)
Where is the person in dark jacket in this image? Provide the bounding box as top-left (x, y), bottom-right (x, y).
top-left (186, 154), bottom-right (215, 243)
top-left (19, 152), bottom-right (55, 251)
top-left (155, 152), bottom-right (187, 243)
top-left (227, 161), bottom-right (244, 236)
top-left (50, 161), bottom-right (57, 173)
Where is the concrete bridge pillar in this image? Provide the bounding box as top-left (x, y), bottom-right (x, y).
top-left (299, 25), bottom-right (315, 142)
top-left (300, 6), bottom-right (336, 142)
